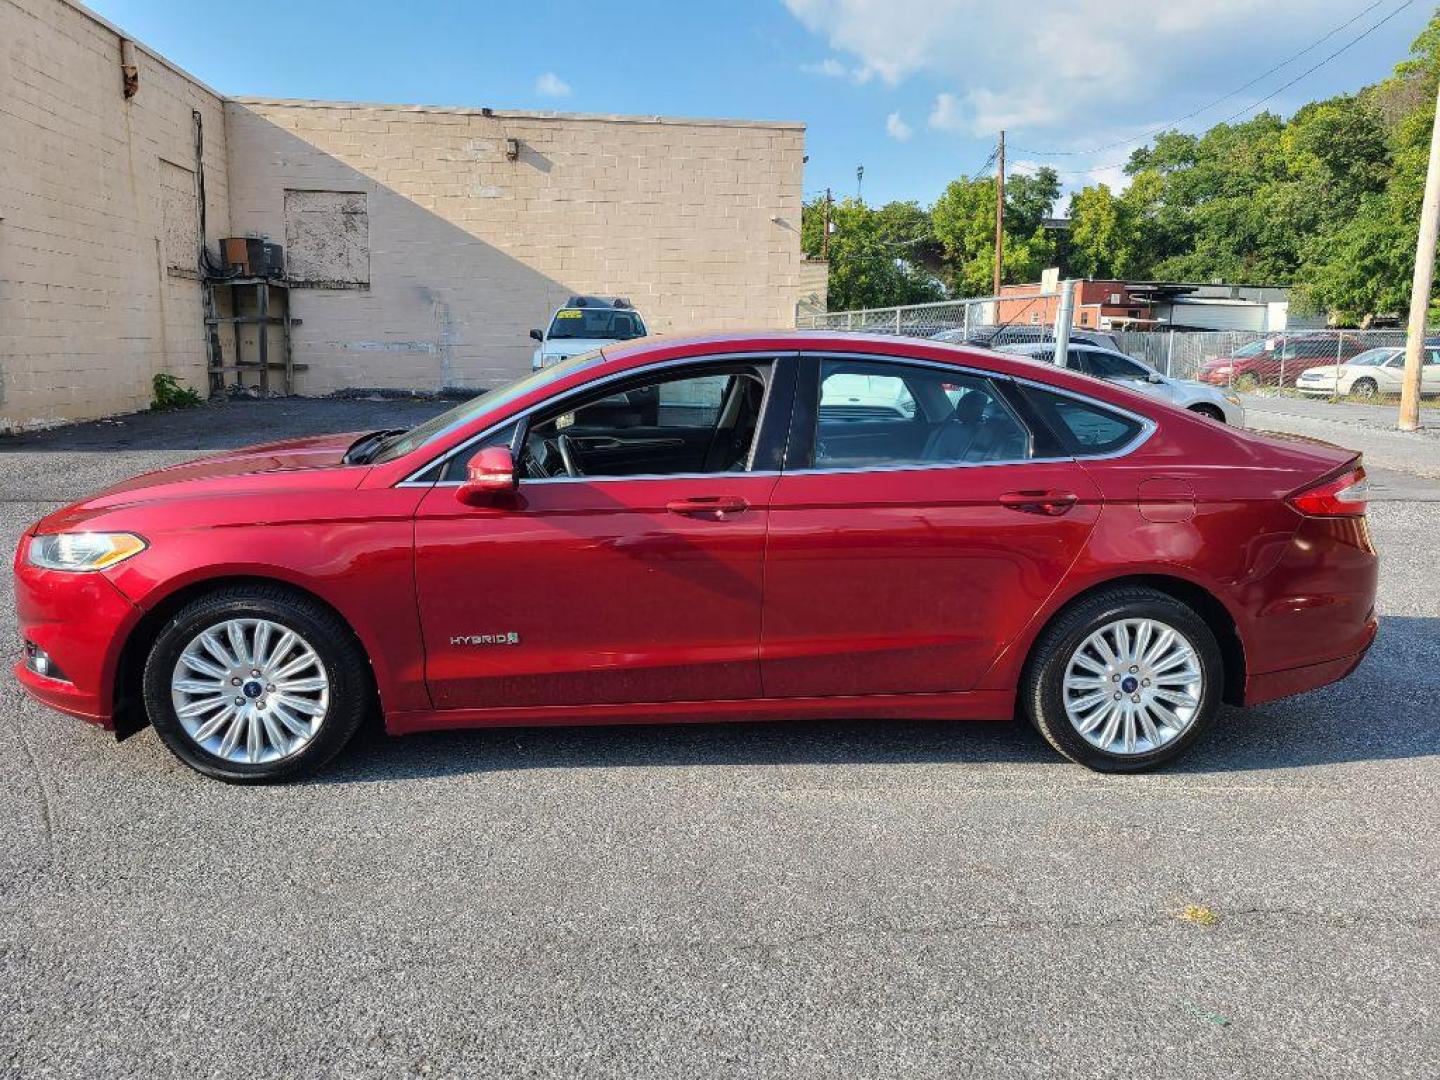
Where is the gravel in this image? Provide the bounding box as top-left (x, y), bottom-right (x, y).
top-left (2, 400), bottom-right (1437, 1079)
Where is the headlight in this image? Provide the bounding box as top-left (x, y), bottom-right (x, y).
top-left (26, 532), bottom-right (147, 572)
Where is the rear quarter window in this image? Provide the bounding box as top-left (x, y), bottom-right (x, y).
top-left (1021, 386), bottom-right (1145, 456)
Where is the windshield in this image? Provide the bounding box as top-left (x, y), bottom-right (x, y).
top-left (1346, 348), bottom-right (1398, 367)
top-left (547, 308), bottom-right (646, 341)
top-left (369, 349), bottom-right (605, 464)
top-left (1230, 339), bottom-right (1274, 359)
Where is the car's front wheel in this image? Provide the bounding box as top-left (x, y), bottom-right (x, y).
top-left (142, 584), bottom-right (371, 783)
top-left (1021, 587), bottom-right (1223, 772)
top-left (1349, 377), bottom-right (1378, 401)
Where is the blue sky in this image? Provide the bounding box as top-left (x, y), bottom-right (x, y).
top-left (88, 0), bottom-right (1433, 207)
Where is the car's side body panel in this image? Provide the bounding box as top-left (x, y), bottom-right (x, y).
top-left (413, 474), bottom-right (778, 709)
top-left (21, 479), bottom-right (434, 724)
top-left (760, 461), bottom-right (1102, 697)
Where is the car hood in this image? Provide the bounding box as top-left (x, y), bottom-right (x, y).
top-left (32, 432), bottom-right (365, 532)
top-left (540, 338), bottom-right (616, 361)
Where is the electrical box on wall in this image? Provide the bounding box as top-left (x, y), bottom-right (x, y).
top-left (220, 237), bottom-right (285, 278)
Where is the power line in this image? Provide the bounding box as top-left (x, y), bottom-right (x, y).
top-left (1040, 0), bottom-right (1417, 179)
top-left (1014, 0), bottom-right (1388, 157)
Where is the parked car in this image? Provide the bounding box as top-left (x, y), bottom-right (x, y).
top-left (1296, 344), bottom-right (1440, 399)
top-left (1197, 332), bottom-right (1371, 389)
top-left (932, 324), bottom-right (1123, 352)
top-left (530, 296), bottom-right (646, 369)
top-left (998, 342), bottom-right (1245, 425)
top-left (14, 332), bottom-right (1376, 782)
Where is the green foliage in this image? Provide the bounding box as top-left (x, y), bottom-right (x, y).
top-left (801, 196), bottom-right (945, 310)
top-left (804, 10), bottom-right (1440, 321)
top-left (931, 168), bottom-right (1060, 295)
top-left (1065, 12), bottom-right (1440, 324)
top-left (150, 373), bottom-right (204, 411)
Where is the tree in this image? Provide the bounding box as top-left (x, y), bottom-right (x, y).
top-left (800, 196), bottom-right (945, 310)
top-left (931, 168), bottom-right (1061, 295)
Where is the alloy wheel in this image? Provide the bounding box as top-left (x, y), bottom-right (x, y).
top-left (1060, 617), bottom-right (1204, 756)
top-left (170, 618), bottom-right (330, 764)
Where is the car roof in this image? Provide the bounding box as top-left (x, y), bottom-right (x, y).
top-left (553, 297), bottom-right (638, 312)
top-left (371, 330), bottom-right (1220, 485)
top-left (597, 331), bottom-right (1147, 399)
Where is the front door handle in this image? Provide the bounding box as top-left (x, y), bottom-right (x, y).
top-left (666, 496), bottom-right (750, 520)
top-left (999, 490), bottom-right (1078, 516)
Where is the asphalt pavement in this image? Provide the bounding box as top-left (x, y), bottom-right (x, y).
top-left (2, 398), bottom-right (1438, 1079)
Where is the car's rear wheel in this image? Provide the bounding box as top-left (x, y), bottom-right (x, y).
top-left (1349, 377), bottom-right (1378, 401)
top-left (142, 585), bottom-right (370, 783)
top-left (1021, 587), bottom-right (1223, 772)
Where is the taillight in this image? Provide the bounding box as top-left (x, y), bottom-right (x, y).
top-left (1288, 464), bottom-right (1369, 517)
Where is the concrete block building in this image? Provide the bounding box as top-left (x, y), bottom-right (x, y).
top-left (0, 0), bottom-right (808, 430)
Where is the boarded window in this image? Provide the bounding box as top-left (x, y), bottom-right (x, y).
top-left (284, 190), bottom-right (369, 287)
top-left (160, 159), bottom-right (198, 275)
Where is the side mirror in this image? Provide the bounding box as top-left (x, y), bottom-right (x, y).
top-left (529, 328), bottom-right (543, 342)
top-left (456, 446), bottom-right (517, 506)
top-left (1147, 372), bottom-right (1165, 384)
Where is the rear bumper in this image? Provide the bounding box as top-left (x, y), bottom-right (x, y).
top-left (1242, 613), bottom-right (1378, 706)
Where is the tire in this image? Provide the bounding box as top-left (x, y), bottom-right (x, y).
top-left (1349, 378), bottom-right (1378, 401)
top-left (142, 584), bottom-right (371, 783)
top-left (1188, 404), bottom-right (1224, 423)
top-left (1020, 586), bottom-right (1224, 773)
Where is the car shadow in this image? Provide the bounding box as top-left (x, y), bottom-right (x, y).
top-left (306, 614), bottom-right (1439, 785)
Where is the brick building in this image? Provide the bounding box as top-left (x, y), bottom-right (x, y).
top-left (0, 0), bottom-right (808, 429)
top-left (995, 280), bottom-right (1317, 335)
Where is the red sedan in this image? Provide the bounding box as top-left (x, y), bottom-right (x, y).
top-left (12, 332), bottom-right (1378, 782)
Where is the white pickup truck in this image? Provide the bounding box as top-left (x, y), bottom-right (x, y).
top-left (530, 297), bottom-right (648, 370)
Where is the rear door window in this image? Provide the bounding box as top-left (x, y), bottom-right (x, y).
top-left (1021, 387), bottom-right (1145, 456)
top-left (811, 360), bottom-right (1033, 468)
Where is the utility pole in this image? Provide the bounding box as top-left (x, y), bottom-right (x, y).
top-left (1399, 79), bottom-right (1440, 431)
top-left (994, 130), bottom-right (1005, 298)
top-left (822, 188), bottom-right (832, 261)
top-left (856, 165), bottom-right (864, 203)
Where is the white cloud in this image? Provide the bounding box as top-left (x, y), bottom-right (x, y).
top-left (800, 57), bottom-right (847, 78)
top-left (783, 0), bottom-right (1388, 135)
top-left (885, 111), bottom-right (912, 141)
top-left (534, 72), bottom-right (571, 98)
top-left (927, 92), bottom-right (962, 133)
top-left (800, 56), bottom-right (874, 83)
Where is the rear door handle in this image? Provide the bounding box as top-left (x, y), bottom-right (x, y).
top-left (666, 496), bottom-right (750, 519)
top-left (998, 490), bottom-right (1079, 516)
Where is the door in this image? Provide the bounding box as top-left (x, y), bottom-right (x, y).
top-left (414, 358), bottom-right (790, 710)
top-left (760, 355), bottom-right (1103, 698)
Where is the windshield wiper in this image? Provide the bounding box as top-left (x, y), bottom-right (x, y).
top-left (343, 429), bottom-right (407, 465)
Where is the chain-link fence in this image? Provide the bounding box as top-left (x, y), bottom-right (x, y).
top-left (1111, 329), bottom-right (1417, 398)
top-left (796, 293), bottom-right (1062, 341)
top-left (798, 296), bottom-right (1433, 403)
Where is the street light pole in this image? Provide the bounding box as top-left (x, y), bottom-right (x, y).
top-left (1398, 79), bottom-right (1440, 431)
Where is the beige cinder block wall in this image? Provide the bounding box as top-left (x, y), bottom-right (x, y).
top-left (0, 0), bottom-right (229, 431)
top-left (225, 99), bottom-right (806, 393)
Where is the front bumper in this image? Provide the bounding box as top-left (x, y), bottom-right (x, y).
top-left (12, 556), bottom-right (142, 728)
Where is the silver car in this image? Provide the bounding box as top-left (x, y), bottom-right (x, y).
top-left (998, 342), bottom-right (1245, 425)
